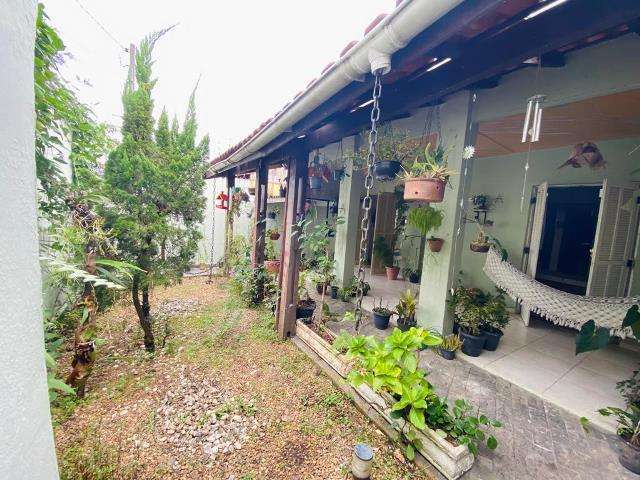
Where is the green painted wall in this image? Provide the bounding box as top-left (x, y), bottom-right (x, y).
top-left (461, 137), bottom-right (640, 297)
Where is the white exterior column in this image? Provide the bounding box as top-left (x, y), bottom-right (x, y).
top-left (417, 91), bottom-right (476, 334)
top-left (1, 1), bottom-right (59, 478)
top-left (333, 136), bottom-right (363, 287)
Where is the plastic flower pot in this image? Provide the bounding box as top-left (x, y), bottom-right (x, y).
top-left (404, 178), bottom-right (446, 202)
top-left (460, 329), bottom-right (485, 357)
top-left (470, 242), bottom-right (490, 253)
top-left (619, 439), bottom-right (640, 474)
top-left (373, 311), bottom-right (391, 330)
top-left (309, 176), bottom-right (323, 189)
top-left (269, 232), bottom-right (280, 240)
top-left (267, 212), bottom-right (277, 219)
top-left (296, 299), bottom-right (316, 321)
top-left (397, 316), bottom-right (415, 332)
top-left (481, 328), bottom-right (503, 351)
top-left (440, 348), bottom-right (456, 360)
top-left (408, 272), bottom-right (420, 284)
top-left (373, 160), bottom-right (402, 181)
top-left (428, 238), bottom-right (444, 252)
top-left (330, 286), bottom-right (338, 299)
top-left (385, 266), bottom-right (400, 280)
top-left (264, 260), bottom-right (280, 274)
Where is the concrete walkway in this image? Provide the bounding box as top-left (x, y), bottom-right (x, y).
top-left (315, 293), bottom-right (635, 479)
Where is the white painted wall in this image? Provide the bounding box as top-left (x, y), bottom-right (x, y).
top-left (0, 1), bottom-right (59, 478)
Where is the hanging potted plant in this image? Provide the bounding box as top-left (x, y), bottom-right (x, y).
top-left (439, 333), bottom-right (462, 360)
top-left (373, 236), bottom-right (399, 280)
top-left (354, 126), bottom-right (422, 181)
top-left (447, 285), bottom-right (485, 357)
top-left (401, 142), bottom-right (465, 202)
top-left (267, 206), bottom-right (280, 220)
top-left (266, 228), bottom-right (280, 241)
top-left (372, 299), bottom-right (394, 330)
top-left (470, 229), bottom-right (490, 253)
top-left (428, 236), bottom-right (444, 252)
top-left (395, 289), bottom-right (417, 332)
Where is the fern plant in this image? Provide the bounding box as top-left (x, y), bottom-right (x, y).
top-left (407, 205), bottom-right (444, 236)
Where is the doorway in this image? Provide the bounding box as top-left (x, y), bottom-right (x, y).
top-left (536, 185), bottom-right (601, 294)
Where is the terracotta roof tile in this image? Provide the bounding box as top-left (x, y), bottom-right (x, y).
top-left (364, 13), bottom-right (387, 35)
top-left (340, 40), bottom-right (358, 57)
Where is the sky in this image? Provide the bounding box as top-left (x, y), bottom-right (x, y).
top-left (43, 0), bottom-right (394, 156)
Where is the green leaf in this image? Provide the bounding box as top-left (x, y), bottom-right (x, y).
top-left (47, 375), bottom-right (75, 395)
top-left (487, 436), bottom-right (498, 450)
top-left (405, 443), bottom-right (416, 461)
top-left (575, 320), bottom-right (611, 354)
top-left (622, 305), bottom-right (640, 338)
top-left (408, 407), bottom-right (426, 430)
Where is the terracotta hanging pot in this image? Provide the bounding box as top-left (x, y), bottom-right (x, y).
top-left (269, 232), bottom-right (280, 240)
top-left (385, 266), bottom-right (400, 280)
top-left (469, 242), bottom-right (490, 253)
top-left (265, 260), bottom-right (280, 273)
top-left (428, 237), bottom-right (444, 252)
top-left (404, 178), bottom-right (446, 202)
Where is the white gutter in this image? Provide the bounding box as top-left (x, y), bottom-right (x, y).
top-left (211, 0), bottom-right (464, 174)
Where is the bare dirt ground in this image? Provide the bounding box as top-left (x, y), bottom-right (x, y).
top-left (54, 276), bottom-right (432, 480)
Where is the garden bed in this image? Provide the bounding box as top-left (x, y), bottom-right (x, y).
top-left (294, 323), bottom-right (474, 480)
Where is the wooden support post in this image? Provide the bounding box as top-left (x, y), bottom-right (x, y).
top-left (223, 172), bottom-right (235, 275)
top-left (276, 149), bottom-right (308, 340)
top-left (251, 161), bottom-right (268, 267)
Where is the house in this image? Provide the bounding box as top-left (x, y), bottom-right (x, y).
top-left (205, 0), bottom-right (640, 435)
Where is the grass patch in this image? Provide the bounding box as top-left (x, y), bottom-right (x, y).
top-left (249, 310), bottom-right (278, 342)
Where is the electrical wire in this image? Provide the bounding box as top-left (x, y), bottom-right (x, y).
top-left (73, 0), bottom-right (128, 52)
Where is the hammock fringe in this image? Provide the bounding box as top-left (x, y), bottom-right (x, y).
top-left (483, 248), bottom-right (639, 338)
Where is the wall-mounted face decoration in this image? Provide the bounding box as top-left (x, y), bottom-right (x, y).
top-left (559, 142), bottom-right (606, 170)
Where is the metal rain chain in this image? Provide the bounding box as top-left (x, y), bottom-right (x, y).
top-left (354, 69), bottom-right (383, 332)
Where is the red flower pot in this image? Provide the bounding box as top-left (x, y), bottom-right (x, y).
top-left (385, 266), bottom-right (400, 280)
top-left (428, 238), bottom-right (444, 252)
top-left (404, 178), bottom-right (446, 202)
top-left (265, 260), bottom-right (280, 273)
top-left (269, 232), bottom-right (280, 240)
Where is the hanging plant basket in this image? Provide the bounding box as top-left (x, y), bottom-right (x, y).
top-left (264, 260), bottom-right (280, 273)
top-left (309, 175), bottom-right (323, 190)
top-left (428, 237), bottom-right (444, 252)
top-left (269, 232), bottom-right (280, 240)
top-left (404, 178), bottom-right (446, 202)
top-left (470, 242), bottom-right (490, 253)
top-left (332, 168), bottom-right (344, 182)
top-left (373, 160), bottom-right (402, 181)
top-left (267, 211), bottom-right (277, 220)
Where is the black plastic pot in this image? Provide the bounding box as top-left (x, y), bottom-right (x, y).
top-left (362, 283), bottom-right (370, 296)
top-left (460, 329), bottom-right (485, 357)
top-left (296, 300), bottom-right (316, 321)
top-left (397, 316), bottom-right (416, 332)
top-left (440, 348), bottom-right (456, 360)
top-left (309, 176), bottom-right (323, 189)
top-left (373, 311), bottom-right (391, 330)
top-left (330, 286), bottom-right (338, 299)
top-left (408, 273), bottom-right (420, 284)
top-left (316, 283), bottom-right (328, 295)
top-left (620, 439), bottom-right (640, 474)
top-left (373, 160), bottom-right (402, 181)
top-left (267, 212), bottom-right (276, 219)
top-left (481, 328), bottom-right (503, 351)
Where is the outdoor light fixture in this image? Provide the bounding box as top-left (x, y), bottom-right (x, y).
top-left (351, 444), bottom-right (374, 479)
top-left (426, 57), bottom-right (452, 72)
top-left (350, 99), bottom-right (375, 113)
top-left (524, 0), bottom-right (569, 21)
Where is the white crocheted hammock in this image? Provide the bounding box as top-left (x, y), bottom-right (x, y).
top-left (483, 248), bottom-right (639, 338)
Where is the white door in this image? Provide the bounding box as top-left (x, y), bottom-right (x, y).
top-left (521, 182), bottom-right (548, 325)
top-left (586, 180), bottom-right (639, 297)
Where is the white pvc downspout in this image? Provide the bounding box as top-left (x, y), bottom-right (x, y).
top-left (211, 0), bottom-right (464, 174)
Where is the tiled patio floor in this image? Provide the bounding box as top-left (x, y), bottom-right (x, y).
top-left (312, 290), bottom-right (637, 479)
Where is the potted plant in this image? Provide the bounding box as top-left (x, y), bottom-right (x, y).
top-left (373, 236), bottom-right (399, 280)
top-left (266, 228), bottom-right (280, 240)
top-left (355, 126), bottom-right (423, 181)
top-left (338, 287), bottom-right (352, 302)
top-left (264, 241), bottom-right (280, 274)
top-left (372, 298), bottom-right (394, 330)
top-left (480, 291), bottom-right (509, 351)
top-left (440, 334), bottom-right (462, 360)
top-left (399, 143), bottom-right (455, 202)
top-left (296, 270), bottom-right (316, 321)
top-left (407, 205), bottom-right (444, 239)
top-left (308, 152), bottom-right (330, 189)
top-left (428, 236), bottom-right (444, 252)
top-left (330, 285), bottom-right (339, 299)
top-left (395, 289), bottom-right (417, 332)
top-left (470, 229), bottom-right (490, 253)
top-left (267, 206), bottom-right (280, 220)
top-left (447, 285), bottom-right (485, 357)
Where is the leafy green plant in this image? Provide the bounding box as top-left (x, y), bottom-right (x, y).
top-left (407, 205), bottom-right (444, 237)
top-left (373, 236), bottom-right (394, 268)
top-left (447, 284), bottom-right (507, 336)
top-left (400, 142), bottom-right (458, 183)
top-left (395, 289), bottom-right (417, 324)
top-left (372, 298), bottom-right (394, 316)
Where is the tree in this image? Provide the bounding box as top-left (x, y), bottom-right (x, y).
top-left (104, 30), bottom-right (208, 352)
